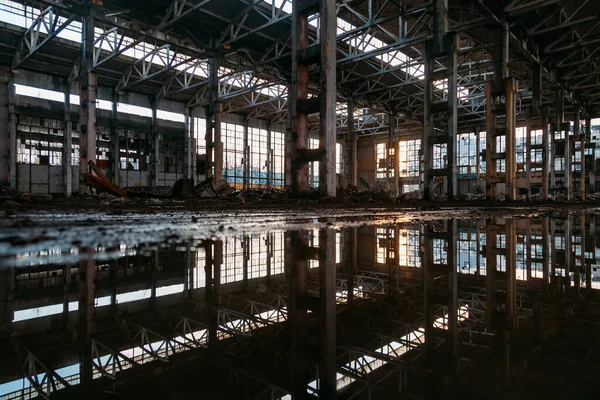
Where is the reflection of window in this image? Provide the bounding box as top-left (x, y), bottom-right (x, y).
top-left (398, 229), bottom-right (420, 267)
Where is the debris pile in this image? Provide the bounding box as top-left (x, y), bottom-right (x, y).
top-left (173, 178), bottom-right (195, 199)
top-left (336, 185), bottom-right (394, 203)
top-left (126, 186), bottom-right (173, 199)
top-left (0, 185), bottom-right (19, 200)
top-left (235, 188), bottom-right (289, 204)
top-left (194, 177), bottom-right (233, 199)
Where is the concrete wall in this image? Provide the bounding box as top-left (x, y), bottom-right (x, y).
top-left (16, 165), bottom-right (78, 195)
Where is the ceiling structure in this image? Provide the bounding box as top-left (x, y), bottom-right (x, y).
top-left (3, 0), bottom-right (600, 135)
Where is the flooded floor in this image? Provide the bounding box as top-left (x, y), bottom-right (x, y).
top-left (0, 206), bottom-right (599, 399)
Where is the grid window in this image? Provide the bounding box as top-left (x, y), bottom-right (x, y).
top-left (399, 139), bottom-right (421, 177)
top-left (271, 131), bottom-right (285, 188)
top-left (457, 133), bottom-right (477, 175)
top-left (221, 122), bottom-right (245, 187)
top-left (249, 127), bottom-right (269, 187)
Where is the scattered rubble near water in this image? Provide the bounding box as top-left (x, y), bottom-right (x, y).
top-left (2, 176), bottom-right (599, 210)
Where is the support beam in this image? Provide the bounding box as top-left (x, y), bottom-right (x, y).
top-left (63, 81), bottom-right (72, 197)
top-left (505, 78), bottom-right (517, 201)
top-left (344, 98), bottom-right (357, 187)
top-left (542, 107), bottom-right (549, 199)
top-left (111, 90), bottom-right (119, 186)
top-left (151, 99), bottom-right (159, 186)
top-left (289, 0), bottom-right (311, 196)
top-left (79, 14), bottom-right (97, 195)
top-left (214, 103), bottom-right (223, 181)
top-left (0, 67), bottom-right (16, 187)
top-left (318, 0), bottom-right (337, 198)
top-left (243, 118), bottom-right (249, 189)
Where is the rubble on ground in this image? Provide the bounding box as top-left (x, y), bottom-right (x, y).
top-left (0, 185), bottom-right (19, 200)
top-left (126, 186), bottom-right (173, 199)
top-left (173, 178), bottom-right (195, 199)
top-left (194, 177), bottom-right (233, 199)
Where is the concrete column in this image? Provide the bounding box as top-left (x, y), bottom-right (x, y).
top-left (447, 35), bottom-right (458, 201)
top-left (422, 51), bottom-right (433, 200)
top-left (574, 107), bottom-right (583, 199)
top-left (267, 120), bottom-right (273, 189)
top-left (318, 0), bottom-right (337, 198)
top-left (0, 67), bottom-right (16, 187)
top-left (319, 228), bottom-right (336, 398)
top-left (63, 82), bottom-right (73, 197)
top-left (290, 1), bottom-right (312, 195)
top-left (505, 78), bottom-right (517, 201)
top-left (586, 115), bottom-right (592, 196)
top-left (184, 109), bottom-right (191, 179)
top-left (214, 102), bottom-right (223, 181)
top-left (111, 90), bottom-right (119, 185)
top-left (475, 126), bottom-right (481, 184)
top-left (344, 98), bottom-right (357, 187)
top-left (556, 86), bottom-right (566, 199)
top-left (525, 121), bottom-right (531, 200)
top-left (243, 118), bottom-right (249, 189)
top-left (79, 14), bottom-right (97, 194)
top-left (8, 72), bottom-right (17, 188)
top-left (151, 100), bottom-right (159, 186)
top-left (206, 56), bottom-right (217, 180)
top-left (386, 115), bottom-right (393, 192)
top-left (542, 108), bottom-right (549, 199)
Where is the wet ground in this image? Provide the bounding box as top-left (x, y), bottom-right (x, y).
top-left (0, 204), bottom-right (599, 399)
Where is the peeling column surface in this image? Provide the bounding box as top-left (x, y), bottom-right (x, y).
top-left (1, 205), bottom-right (599, 399)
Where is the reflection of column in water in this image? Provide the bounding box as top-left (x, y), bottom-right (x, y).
top-left (319, 228), bottom-right (336, 399)
top-left (286, 230), bottom-right (309, 398)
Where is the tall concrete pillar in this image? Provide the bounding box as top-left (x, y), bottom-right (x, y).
top-left (267, 120), bottom-right (273, 188)
top-left (525, 121), bottom-right (532, 200)
top-left (318, 0), bottom-right (337, 198)
top-left (344, 99), bottom-right (358, 187)
top-left (556, 85), bottom-right (566, 199)
top-left (505, 78), bottom-right (517, 201)
top-left (574, 107), bottom-right (583, 199)
top-left (0, 67), bottom-right (16, 187)
top-left (542, 108), bottom-right (549, 199)
top-left (79, 14), bottom-right (97, 194)
top-left (63, 82), bottom-right (73, 196)
top-left (214, 102), bottom-right (223, 181)
top-left (111, 90), bottom-right (119, 186)
top-left (151, 99), bottom-right (159, 186)
top-left (243, 118), bottom-right (249, 189)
